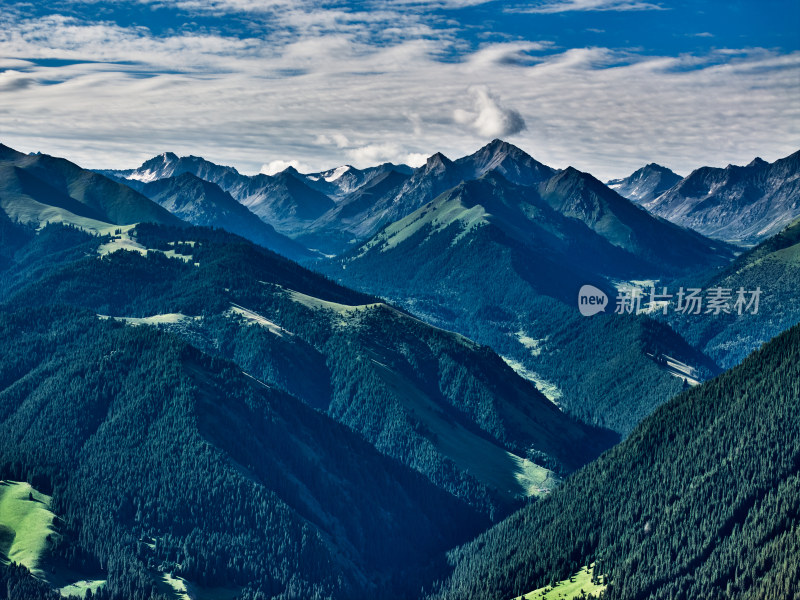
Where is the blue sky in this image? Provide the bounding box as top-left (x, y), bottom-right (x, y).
top-left (1, 0), bottom-right (798, 179)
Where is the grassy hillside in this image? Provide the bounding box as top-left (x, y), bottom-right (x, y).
top-left (513, 564), bottom-right (605, 600)
top-left (0, 481), bottom-right (57, 577)
top-left (431, 323), bottom-right (800, 600)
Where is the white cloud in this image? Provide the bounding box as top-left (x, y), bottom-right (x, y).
top-left (465, 41), bottom-right (553, 70)
top-left (0, 69), bottom-right (34, 91)
top-left (315, 133), bottom-right (351, 148)
top-left (510, 0), bottom-right (665, 13)
top-left (346, 143), bottom-right (427, 167)
top-left (382, 0), bottom-right (495, 7)
top-left (168, 0), bottom-right (292, 13)
top-left (260, 159), bottom-right (313, 175)
top-left (0, 4), bottom-right (796, 181)
top-left (453, 86), bottom-right (527, 138)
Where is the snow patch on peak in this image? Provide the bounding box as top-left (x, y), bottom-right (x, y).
top-left (324, 165), bottom-right (351, 182)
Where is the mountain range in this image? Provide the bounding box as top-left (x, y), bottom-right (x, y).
top-left (610, 151), bottom-right (800, 244)
top-left (319, 160), bottom-right (728, 434)
top-left (104, 142), bottom-right (800, 257)
top-left (0, 144), bottom-right (179, 233)
top-left (138, 172), bottom-right (314, 261)
top-left (104, 140), bottom-right (560, 256)
top-left (1, 139), bottom-right (799, 600)
top-left (103, 153), bottom-right (415, 255)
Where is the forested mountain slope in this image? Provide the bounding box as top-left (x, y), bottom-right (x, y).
top-left (321, 173), bottom-right (722, 434)
top-left (431, 323), bottom-right (800, 600)
top-left (669, 217), bottom-right (800, 368)
top-left (0, 223), bottom-right (615, 520)
top-left (0, 306), bottom-right (482, 599)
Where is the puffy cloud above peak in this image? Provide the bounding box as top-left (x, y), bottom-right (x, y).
top-left (345, 143), bottom-right (427, 168)
top-left (260, 159), bottom-right (314, 175)
top-left (453, 87), bottom-right (527, 138)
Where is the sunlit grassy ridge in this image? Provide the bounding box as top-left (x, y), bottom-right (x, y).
top-left (0, 480), bottom-right (57, 577)
top-left (513, 564), bottom-right (605, 600)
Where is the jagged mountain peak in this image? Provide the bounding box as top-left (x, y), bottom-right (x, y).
top-left (643, 162), bottom-right (676, 174)
top-left (128, 152), bottom-right (242, 184)
top-left (480, 138), bottom-right (522, 154)
top-left (469, 139), bottom-right (528, 165)
top-left (460, 139), bottom-right (556, 186)
top-left (606, 162), bottom-right (682, 205)
top-left (279, 165), bottom-right (302, 177)
top-left (424, 151), bottom-right (453, 170)
top-left (273, 166), bottom-right (320, 188)
top-left (641, 149), bottom-right (800, 243)
top-left (319, 164), bottom-right (355, 181)
top-left (550, 165), bottom-right (597, 189)
top-left (140, 151), bottom-right (179, 169)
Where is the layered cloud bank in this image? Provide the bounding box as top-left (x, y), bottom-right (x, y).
top-left (0, 0), bottom-right (797, 179)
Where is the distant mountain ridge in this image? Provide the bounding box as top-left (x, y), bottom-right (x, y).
top-left (106, 143), bottom-right (800, 253)
top-left (104, 156), bottom-right (336, 239)
top-left (539, 166), bottom-right (732, 269)
top-left (627, 150), bottom-right (800, 244)
top-left (325, 140), bottom-right (559, 245)
top-left (0, 143), bottom-right (181, 232)
top-left (109, 140), bottom-right (560, 254)
top-left (104, 151), bottom-right (242, 188)
top-left (304, 162), bottom-right (414, 199)
top-left (139, 172), bottom-right (315, 261)
top-left (606, 163), bottom-right (682, 204)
